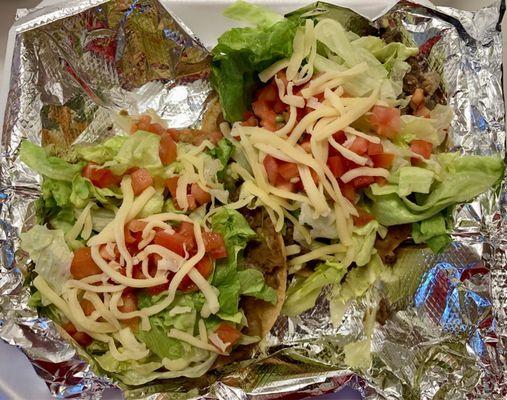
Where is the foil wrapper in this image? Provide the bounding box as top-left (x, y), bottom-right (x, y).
top-left (0, 0), bottom-right (505, 399)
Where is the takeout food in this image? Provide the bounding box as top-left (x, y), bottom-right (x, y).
top-left (17, 0), bottom-right (504, 388)
top-left (19, 111), bottom-right (287, 385)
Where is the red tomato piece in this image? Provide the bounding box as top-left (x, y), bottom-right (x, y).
top-left (348, 137), bottom-right (369, 155)
top-left (367, 142), bottom-right (384, 156)
top-left (370, 153), bottom-right (395, 169)
top-left (191, 183), bottom-right (211, 205)
top-left (119, 292), bottom-right (139, 331)
top-left (128, 220), bottom-right (148, 233)
top-left (340, 182), bottom-right (357, 203)
top-left (374, 176), bottom-right (388, 186)
top-left (73, 331), bottom-right (93, 347)
top-left (178, 256), bottom-right (214, 291)
top-left (147, 122), bottom-right (165, 135)
top-left (352, 176), bottom-right (375, 189)
top-left (82, 163), bottom-right (121, 188)
top-left (277, 162), bottom-right (299, 180)
top-left (154, 223), bottom-right (196, 257)
top-left (71, 247), bottom-right (102, 279)
top-left (202, 231), bottom-right (227, 259)
top-left (333, 131), bottom-right (346, 144)
top-left (147, 282), bottom-right (170, 295)
top-left (131, 168), bottom-right (153, 196)
top-left (80, 299), bottom-right (95, 317)
top-left (410, 140), bottom-right (433, 163)
top-left (252, 100), bottom-right (277, 131)
top-left (370, 106), bottom-right (401, 139)
top-left (310, 169), bottom-right (319, 185)
top-left (131, 115), bottom-right (151, 134)
top-left (327, 155), bottom-right (346, 178)
top-left (165, 176), bottom-right (179, 199)
top-left (257, 83), bottom-right (277, 102)
top-left (273, 99), bottom-right (287, 114)
top-left (263, 155), bottom-right (279, 185)
top-left (159, 133), bottom-right (178, 166)
top-left (353, 208), bottom-right (375, 227)
top-left (62, 322), bottom-right (77, 336)
top-left (215, 323), bottom-right (242, 347)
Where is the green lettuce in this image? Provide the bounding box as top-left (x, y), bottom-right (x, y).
top-left (70, 175), bottom-right (122, 209)
top-left (238, 268), bottom-right (277, 304)
top-left (210, 207), bottom-right (278, 315)
top-left (223, 0), bottom-right (284, 27)
top-left (104, 131), bottom-right (163, 175)
top-left (368, 154), bottom-right (504, 226)
top-left (283, 260), bottom-right (347, 317)
top-left (20, 225), bottom-right (73, 294)
top-left (211, 11), bottom-right (298, 121)
top-left (412, 212), bottom-right (452, 253)
top-left (19, 140), bottom-right (83, 182)
top-left (76, 136), bottom-right (127, 164)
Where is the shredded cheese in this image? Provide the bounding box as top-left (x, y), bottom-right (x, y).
top-left (259, 58), bottom-right (290, 83)
top-left (340, 167), bottom-right (390, 183)
top-left (288, 243), bottom-right (347, 266)
top-left (167, 329), bottom-right (221, 353)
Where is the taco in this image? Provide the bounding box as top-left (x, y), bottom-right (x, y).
top-left (19, 110), bottom-right (287, 386)
top-left (210, 1), bottom-right (505, 317)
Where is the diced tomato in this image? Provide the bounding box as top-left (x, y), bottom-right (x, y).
top-left (178, 221), bottom-right (195, 239)
top-left (215, 323), bottom-right (242, 347)
top-left (340, 182), bottom-right (357, 203)
top-left (165, 176), bottom-right (179, 199)
top-left (130, 168), bottom-right (153, 196)
top-left (370, 153), bottom-right (394, 169)
top-left (73, 331), bottom-right (93, 347)
top-left (277, 162), bottom-right (299, 180)
top-left (348, 137), bottom-right (369, 155)
top-left (186, 194), bottom-right (197, 211)
top-left (80, 299), bottom-right (95, 317)
top-left (367, 142), bottom-right (383, 156)
top-left (128, 220), bottom-right (148, 233)
top-left (131, 115), bottom-right (151, 134)
top-left (147, 122), bottom-right (165, 135)
top-left (273, 99), bottom-right (286, 114)
top-left (370, 106), bottom-right (400, 139)
top-left (82, 163), bottom-right (121, 188)
top-left (71, 247), bottom-right (102, 279)
top-left (202, 231), bottom-right (227, 259)
top-left (119, 292), bottom-right (139, 331)
top-left (241, 116), bottom-right (258, 127)
top-left (351, 176), bottom-right (375, 189)
top-left (333, 131), bottom-right (346, 144)
top-left (99, 243), bottom-right (118, 261)
top-left (310, 169), bottom-right (319, 185)
top-left (374, 176), bottom-right (388, 186)
top-left (191, 183), bottom-right (211, 205)
top-left (154, 223), bottom-right (196, 257)
top-left (62, 322), bottom-right (92, 347)
top-left (124, 225), bottom-right (139, 245)
top-left (257, 83), bottom-right (277, 102)
top-left (410, 140), bottom-right (432, 164)
top-left (159, 133), bottom-right (178, 166)
top-left (327, 155), bottom-right (346, 178)
top-left (147, 282), bottom-right (170, 295)
top-left (178, 256), bottom-right (213, 291)
top-left (263, 155), bottom-right (279, 185)
top-left (353, 208), bottom-right (375, 227)
top-left (62, 321), bottom-right (77, 336)
top-left (252, 100), bottom-right (277, 131)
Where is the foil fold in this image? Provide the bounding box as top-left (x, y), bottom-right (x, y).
top-left (0, 0), bottom-right (505, 399)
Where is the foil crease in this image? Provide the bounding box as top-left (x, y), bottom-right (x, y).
top-left (0, 0), bottom-right (505, 399)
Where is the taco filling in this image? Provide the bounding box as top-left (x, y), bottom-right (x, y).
top-left (211, 1), bottom-right (504, 317)
top-left (19, 112), bottom-right (286, 385)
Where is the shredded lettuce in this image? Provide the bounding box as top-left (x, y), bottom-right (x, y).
top-left (20, 225), bottom-right (72, 294)
top-left (237, 268), bottom-right (277, 304)
top-left (211, 13), bottom-right (298, 121)
top-left (19, 140), bottom-right (84, 182)
top-left (104, 130), bottom-right (163, 175)
top-left (412, 212), bottom-right (452, 253)
top-left (76, 136), bottom-right (127, 164)
top-left (283, 260), bottom-right (347, 317)
top-left (368, 154), bottom-right (504, 225)
top-left (223, 0), bottom-right (283, 27)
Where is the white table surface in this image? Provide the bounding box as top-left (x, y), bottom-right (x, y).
top-left (0, 0), bottom-right (503, 399)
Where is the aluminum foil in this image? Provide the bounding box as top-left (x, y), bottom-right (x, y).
top-left (0, 0), bottom-right (505, 399)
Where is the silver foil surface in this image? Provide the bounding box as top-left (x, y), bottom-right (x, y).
top-left (0, 0), bottom-right (505, 399)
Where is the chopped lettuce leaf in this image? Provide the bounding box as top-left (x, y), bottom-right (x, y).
top-left (211, 208), bottom-right (257, 314)
top-left (76, 136), bottom-right (127, 164)
top-left (368, 154), bottom-right (504, 225)
top-left (223, 0), bottom-right (283, 27)
top-left (138, 189), bottom-right (164, 218)
top-left (283, 260), bottom-right (347, 317)
top-left (20, 225), bottom-right (72, 294)
top-left (412, 212), bottom-right (452, 253)
top-left (90, 207), bottom-right (115, 232)
top-left (238, 268), bottom-right (277, 304)
top-left (70, 175), bottom-right (122, 209)
top-left (105, 131), bottom-right (162, 175)
top-left (397, 166), bottom-right (434, 197)
top-left (41, 179), bottom-right (72, 207)
top-left (19, 140), bottom-right (83, 182)
top-left (211, 17), bottom-right (298, 121)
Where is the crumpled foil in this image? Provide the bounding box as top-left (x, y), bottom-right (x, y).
top-left (0, 0), bottom-right (505, 399)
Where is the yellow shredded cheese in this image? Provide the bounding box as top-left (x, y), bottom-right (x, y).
top-left (340, 167), bottom-right (390, 183)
